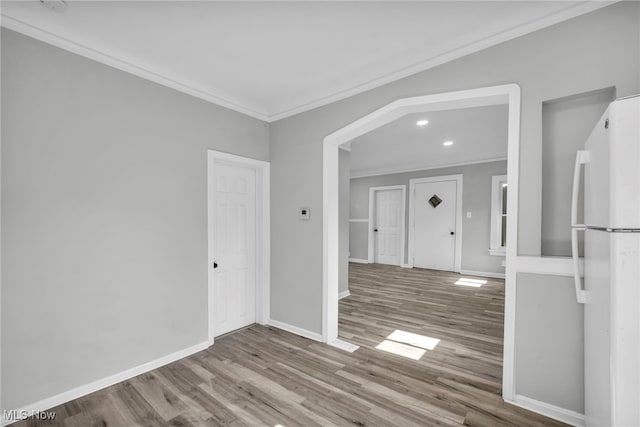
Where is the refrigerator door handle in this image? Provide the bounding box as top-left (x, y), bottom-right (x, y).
top-left (572, 227), bottom-right (587, 304)
top-left (571, 150), bottom-right (589, 228)
top-left (571, 150), bottom-right (589, 303)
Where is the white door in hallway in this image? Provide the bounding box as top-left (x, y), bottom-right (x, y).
top-left (412, 178), bottom-right (458, 271)
top-left (212, 162), bottom-right (256, 337)
top-left (374, 189), bottom-right (403, 265)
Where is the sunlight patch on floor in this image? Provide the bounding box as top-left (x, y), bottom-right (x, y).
top-left (375, 329), bottom-right (440, 360)
top-left (376, 339), bottom-right (426, 360)
top-left (455, 277), bottom-right (487, 287)
top-left (387, 329), bottom-right (440, 350)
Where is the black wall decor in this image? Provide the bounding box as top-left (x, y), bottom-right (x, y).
top-left (428, 195), bottom-right (442, 208)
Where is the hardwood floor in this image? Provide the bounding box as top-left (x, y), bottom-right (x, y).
top-left (16, 264), bottom-right (567, 427)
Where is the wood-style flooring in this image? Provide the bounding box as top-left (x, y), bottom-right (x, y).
top-left (16, 263), bottom-right (567, 426)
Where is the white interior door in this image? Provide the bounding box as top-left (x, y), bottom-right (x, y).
top-left (374, 189), bottom-right (403, 265)
top-left (212, 162), bottom-right (256, 337)
top-left (412, 179), bottom-right (457, 271)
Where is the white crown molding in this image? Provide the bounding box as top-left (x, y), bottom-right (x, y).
top-left (0, 14), bottom-right (270, 122)
top-left (2, 2), bottom-right (613, 123)
top-left (350, 157), bottom-right (507, 179)
top-left (266, 1), bottom-right (614, 122)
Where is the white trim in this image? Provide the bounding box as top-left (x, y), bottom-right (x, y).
top-left (328, 339), bottom-right (360, 353)
top-left (489, 248), bottom-right (507, 257)
top-left (267, 319), bottom-right (323, 342)
top-left (502, 85), bottom-right (520, 402)
top-left (266, 2), bottom-right (610, 122)
top-left (2, 2), bottom-right (609, 123)
top-left (0, 15), bottom-right (270, 122)
top-left (348, 258), bottom-right (369, 264)
top-left (489, 174), bottom-right (508, 255)
top-left (350, 157), bottom-right (508, 179)
top-left (207, 150), bottom-right (270, 343)
top-left (322, 84), bottom-right (521, 405)
top-left (459, 270), bottom-right (505, 280)
top-left (348, 218), bottom-right (368, 223)
top-left (1, 341), bottom-right (210, 427)
top-left (338, 290), bottom-right (351, 300)
top-left (507, 395), bottom-right (585, 427)
top-left (401, 263), bottom-right (412, 269)
top-left (367, 185), bottom-right (406, 266)
top-left (516, 256), bottom-right (584, 278)
top-left (407, 174), bottom-right (463, 272)
top-left (0, 0), bottom-right (3, 412)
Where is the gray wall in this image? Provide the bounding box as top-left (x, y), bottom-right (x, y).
top-left (542, 88), bottom-right (615, 257)
top-left (270, 1), bottom-right (639, 412)
top-left (339, 149), bottom-right (350, 294)
top-left (1, 29), bottom-right (269, 410)
top-left (350, 161), bottom-right (507, 274)
top-left (516, 273), bottom-right (584, 413)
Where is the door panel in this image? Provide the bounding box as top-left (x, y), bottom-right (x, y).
top-left (213, 163), bottom-right (256, 337)
top-left (374, 189), bottom-right (402, 265)
top-left (413, 180), bottom-right (457, 271)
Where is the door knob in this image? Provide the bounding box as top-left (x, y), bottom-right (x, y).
top-left (213, 262), bottom-right (218, 269)
top-left (374, 229), bottom-right (378, 232)
top-left (450, 232), bottom-right (455, 235)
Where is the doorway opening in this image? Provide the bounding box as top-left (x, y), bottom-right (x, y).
top-left (322, 84), bottom-right (521, 401)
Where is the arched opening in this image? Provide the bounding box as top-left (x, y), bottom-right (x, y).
top-left (322, 84), bottom-right (521, 400)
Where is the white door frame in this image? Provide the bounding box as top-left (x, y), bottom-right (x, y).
top-left (408, 175), bottom-right (462, 271)
top-left (322, 84), bottom-right (520, 401)
top-left (367, 185), bottom-right (406, 266)
top-left (207, 150), bottom-right (270, 344)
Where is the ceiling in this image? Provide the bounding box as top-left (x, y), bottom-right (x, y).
top-left (1, 1), bottom-right (611, 121)
top-left (349, 105), bottom-right (508, 177)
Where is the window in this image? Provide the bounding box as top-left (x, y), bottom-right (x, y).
top-left (489, 174), bottom-right (507, 256)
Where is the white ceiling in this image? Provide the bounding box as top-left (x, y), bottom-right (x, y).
top-left (349, 105), bottom-right (508, 177)
top-left (2, 1), bottom-right (611, 121)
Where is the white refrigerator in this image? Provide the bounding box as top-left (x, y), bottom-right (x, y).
top-left (571, 95), bottom-right (640, 427)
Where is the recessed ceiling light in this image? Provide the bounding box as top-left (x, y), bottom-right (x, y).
top-left (443, 141), bottom-right (454, 146)
top-left (416, 120), bottom-right (429, 126)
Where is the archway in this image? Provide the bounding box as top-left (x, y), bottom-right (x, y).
top-left (322, 84), bottom-right (521, 400)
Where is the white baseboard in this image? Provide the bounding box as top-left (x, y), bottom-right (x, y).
top-left (459, 269), bottom-right (506, 279)
top-left (267, 319), bottom-right (322, 342)
top-left (401, 263), bottom-right (412, 268)
top-left (507, 395), bottom-right (584, 427)
top-left (328, 339), bottom-right (360, 353)
top-left (348, 258), bottom-right (369, 264)
top-left (1, 340), bottom-right (211, 426)
top-left (338, 290), bottom-right (351, 300)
